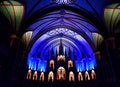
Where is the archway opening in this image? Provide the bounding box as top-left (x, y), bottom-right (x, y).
top-left (57, 66), bottom-right (66, 80)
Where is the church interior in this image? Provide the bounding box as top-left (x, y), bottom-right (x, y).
top-left (0, 0), bottom-right (120, 87)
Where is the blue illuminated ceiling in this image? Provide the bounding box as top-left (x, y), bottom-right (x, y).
top-left (27, 10), bottom-right (99, 45)
top-left (19, 0), bottom-right (119, 36)
top-left (19, 0), bottom-right (119, 20)
top-left (29, 28), bottom-right (94, 59)
top-left (27, 26), bottom-right (96, 72)
top-left (14, 0), bottom-right (119, 72)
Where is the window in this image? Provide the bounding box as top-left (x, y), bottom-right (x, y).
top-left (78, 72), bottom-right (83, 81)
top-left (26, 70), bottom-right (32, 80)
top-left (49, 60), bottom-right (55, 69)
top-left (39, 72), bottom-right (45, 81)
top-left (91, 70), bottom-right (96, 80)
top-left (33, 71), bottom-right (38, 80)
top-left (85, 71), bottom-right (90, 81)
top-left (69, 71), bottom-right (75, 82)
top-left (48, 71), bottom-right (54, 82)
top-left (57, 67), bottom-right (66, 80)
top-left (68, 60), bottom-right (73, 69)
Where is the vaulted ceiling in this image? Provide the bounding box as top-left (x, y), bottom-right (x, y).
top-left (0, 0), bottom-right (120, 72)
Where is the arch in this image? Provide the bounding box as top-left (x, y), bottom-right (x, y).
top-left (27, 31), bottom-right (95, 61)
top-left (24, 6), bottom-right (102, 34)
top-left (68, 60), bottom-right (73, 69)
top-left (26, 70), bottom-right (32, 80)
top-left (39, 72), bottom-right (45, 81)
top-left (39, 38), bottom-right (79, 59)
top-left (25, 9), bottom-right (100, 54)
top-left (57, 66), bottom-right (66, 80)
top-left (35, 35), bottom-right (84, 59)
top-left (78, 72), bottom-right (83, 81)
top-left (27, 33), bottom-right (96, 72)
top-left (85, 71), bottom-right (90, 81)
top-left (69, 71), bottom-right (75, 82)
top-left (33, 71), bottom-right (38, 80)
top-left (27, 26), bottom-right (95, 55)
top-left (49, 60), bottom-right (55, 69)
top-left (48, 71), bottom-right (54, 82)
top-left (91, 70), bottom-right (96, 80)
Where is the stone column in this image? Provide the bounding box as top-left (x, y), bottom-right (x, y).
top-left (10, 34), bottom-right (18, 48)
top-left (107, 37), bottom-right (116, 49)
top-left (10, 34), bottom-right (21, 80)
top-left (94, 51), bottom-right (101, 61)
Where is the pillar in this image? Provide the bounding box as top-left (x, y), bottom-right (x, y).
top-left (107, 37), bottom-right (116, 49)
top-left (10, 34), bottom-right (18, 48)
top-left (94, 51), bottom-right (101, 61)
